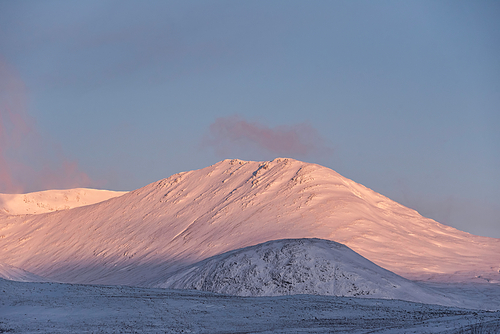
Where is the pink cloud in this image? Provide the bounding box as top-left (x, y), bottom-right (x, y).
top-left (205, 115), bottom-right (332, 158)
top-left (0, 56), bottom-right (95, 193)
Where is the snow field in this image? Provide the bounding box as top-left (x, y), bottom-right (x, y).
top-left (1, 278), bottom-right (499, 334)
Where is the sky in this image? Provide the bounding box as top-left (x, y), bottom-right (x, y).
top-left (0, 0), bottom-right (498, 238)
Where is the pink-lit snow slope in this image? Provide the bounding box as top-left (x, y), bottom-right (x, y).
top-left (0, 158), bottom-right (498, 286)
top-left (0, 188), bottom-right (127, 215)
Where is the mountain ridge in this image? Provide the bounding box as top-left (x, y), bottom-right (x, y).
top-left (0, 158), bottom-right (498, 286)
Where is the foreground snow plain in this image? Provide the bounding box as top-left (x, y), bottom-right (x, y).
top-left (1, 278), bottom-right (499, 334)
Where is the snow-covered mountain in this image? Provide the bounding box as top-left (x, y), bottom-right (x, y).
top-left (0, 158), bottom-right (498, 287)
top-left (157, 238), bottom-right (461, 306)
top-left (0, 188), bottom-right (127, 215)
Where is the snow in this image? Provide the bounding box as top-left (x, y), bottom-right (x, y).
top-left (0, 188), bottom-right (127, 215)
top-left (1, 158), bottom-right (500, 331)
top-left (158, 238), bottom-right (459, 306)
top-left (1, 158), bottom-right (497, 286)
top-left (1, 278), bottom-right (499, 333)
top-left (0, 262), bottom-right (51, 282)
top-left (0, 158), bottom-right (498, 309)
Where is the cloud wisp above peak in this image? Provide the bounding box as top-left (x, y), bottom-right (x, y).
top-left (203, 115), bottom-right (332, 160)
top-left (0, 56), bottom-right (95, 193)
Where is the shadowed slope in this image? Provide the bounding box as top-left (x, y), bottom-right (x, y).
top-left (0, 262), bottom-right (51, 282)
top-left (0, 158), bottom-right (498, 285)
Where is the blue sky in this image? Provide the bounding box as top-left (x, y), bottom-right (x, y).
top-left (0, 0), bottom-right (498, 238)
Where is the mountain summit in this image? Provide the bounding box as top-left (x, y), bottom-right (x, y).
top-left (0, 158), bottom-right (498, 286)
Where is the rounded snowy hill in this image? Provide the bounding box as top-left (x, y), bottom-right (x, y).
top-left (158, 238), bottom-right (459, 306)
top-left (0, 158), bottom-right (498, 286)
top-left (0, 188), bottom-right (127, 215)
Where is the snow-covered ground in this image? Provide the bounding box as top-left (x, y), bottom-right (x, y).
top-left (1, 278), bottom-right (499, 334)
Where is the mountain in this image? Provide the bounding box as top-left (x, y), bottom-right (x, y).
top-left (0, 188), bottom-right (127, 215)
top-left (0, 158), bottom-right (498, 286)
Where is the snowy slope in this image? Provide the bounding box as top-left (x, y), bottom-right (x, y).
top-left (0, 158), bottom-right (498, 286)
top-left (0, 262), bottom-right (51, 282)
top-left (0, 188), bottom-right (127, 215)
top-left (157, 238), bottom-right (459, 306)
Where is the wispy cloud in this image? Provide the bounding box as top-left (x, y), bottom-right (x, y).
top-left (0, 56), bottom-right (94, 193)
top-left (203, 115), bottom-right (332, 159)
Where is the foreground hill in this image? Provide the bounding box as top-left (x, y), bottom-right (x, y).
top-left (157, 238), bottom-right (459, 307)
top-left (0, 158), bottom-right (498, 286)
top-left (0, 188), bottom-right (127, 215)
